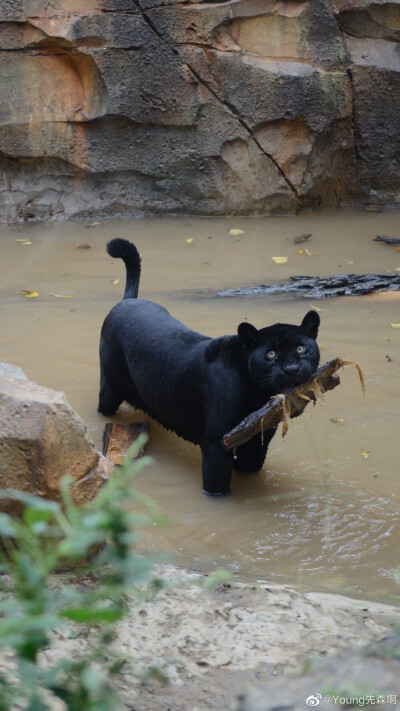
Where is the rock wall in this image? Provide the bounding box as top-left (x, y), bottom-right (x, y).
top-left (0, 0), bottom-right (399, 221)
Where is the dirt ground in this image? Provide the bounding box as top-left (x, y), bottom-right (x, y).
top-left (40, 566), bottom-right (400, 711)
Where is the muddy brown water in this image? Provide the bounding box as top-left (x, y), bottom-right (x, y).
top-left (1, 209), bottom-right (399, 603)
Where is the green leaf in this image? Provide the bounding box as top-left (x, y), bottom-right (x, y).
top-left (26, 694), bottom-right (50, 711)
top-left (58, 530), bottom-right (106, 558)
top-left (0, 513), bottom-right (18, 538)
top-left (81, 667), bottom-right (105, 694)
top-left (203, 570), bottom-right (231, 591)
top-left (0, 490), bottom-right (60, 514)
top-left (0, 614), bottom-right (59, 644)
top-left (60, 607), bottom-right (123, 624)
top-left (23, 508), bottom-right (56, 529)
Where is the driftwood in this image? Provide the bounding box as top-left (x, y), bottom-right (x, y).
top-left (222, 358), bottom-right (365, 451)
top-left (373, 235), bottom-right (400, 246)
top-left (102, 422), bottom-right (149, 465)
top-left (294, 233), bottom-right (312, 244)
top-left (218, 273), bottom-right (400, 300)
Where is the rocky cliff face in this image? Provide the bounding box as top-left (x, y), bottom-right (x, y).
top-left (0, 0), bottom-right (399, 221)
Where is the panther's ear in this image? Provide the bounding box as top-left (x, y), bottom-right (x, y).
top-left (301, 310), bottom-right (320, 339)
top-left (237, 322), bottom-right (258, 349)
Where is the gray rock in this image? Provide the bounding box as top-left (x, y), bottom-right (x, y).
top-left (0, 362), bottom-right (28, 380)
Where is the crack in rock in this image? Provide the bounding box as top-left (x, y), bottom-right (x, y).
top-left (133, 0), bottom-right (299, 199)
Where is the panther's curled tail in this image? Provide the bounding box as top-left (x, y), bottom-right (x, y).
top-left (106, 238), bottom-right (141, 299)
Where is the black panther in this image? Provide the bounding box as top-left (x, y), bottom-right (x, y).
top-left (98, 239), bottom-right (320, 495)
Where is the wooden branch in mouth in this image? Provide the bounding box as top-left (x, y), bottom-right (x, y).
top-left (222, 358), bottom-right (365, 451)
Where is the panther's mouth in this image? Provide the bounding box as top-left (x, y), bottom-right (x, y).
top-left (282, 377), bottom-right (307, 393)
top-left (282, 386), bottom-right (293, 395)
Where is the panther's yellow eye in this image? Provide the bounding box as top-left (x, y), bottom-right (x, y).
top-left (267, 350), bottom-right (276, 359)
top-left (297, 345), bottom-right (305, 353)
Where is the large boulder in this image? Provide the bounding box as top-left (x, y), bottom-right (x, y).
top-left (0, 365), bottom-right (111, 512)
top-left (0, 362), bottom-right (28, 381)
top-left (0, 0), bottom-right (398, 219)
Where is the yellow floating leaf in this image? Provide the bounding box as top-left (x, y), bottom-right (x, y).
top-left (347, 260), bottom-right (354, 265)
top-left (229, 229), bottom-right (245, 235)
top-left (310, 304), bottom-right (322, 312)
top-left (75, 243), bottom-right (91, 249)
top-left (361, 450), bottom-right (370, 459)
top-left (50, 293), bottom-right (72, 298)
top-left (390, 323), bottom-right (400, 328)
top-left (297, 249), bottom-right (304, 254)
top-left (330, 418), bottom-right (345, 425)
top-left (396, 246), bottom-right (400, 252)
top-left (20, 290), bottom-right (39, 298)
top-left (305, 249), bottom-right (314, 256)
top-left (185, 237), bottom-right (194, 244)
top-left (111, 278), bottom-right (120, 285)
top-left (15, 240), bottom-right (33, 246)
top-left (394, 267), bottom-right (400, 272)
top-left (87, 221), bottom-right (101, 227)
top-left (271, 256), bottom-right (288, 264)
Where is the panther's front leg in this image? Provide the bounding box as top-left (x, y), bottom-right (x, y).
top-left (201, 439), bottom-right (232, 496)
top-left (232, 429), bottom-right (276, 473)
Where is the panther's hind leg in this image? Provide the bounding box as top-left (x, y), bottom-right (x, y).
top-left (98, 370), bottom-right (124, 416)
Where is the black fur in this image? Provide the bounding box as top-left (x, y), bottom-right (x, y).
top-left (99, 239), bottom-right (320, 495)
top-left (106, 238), bottom-right (141, 299)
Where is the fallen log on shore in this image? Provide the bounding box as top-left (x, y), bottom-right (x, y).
top-left (218, 273), bottom-right (400, 299)
top-left (373, 235), bottom-right (400, 246)
top-left (222, 358), bottom-right (365, 451)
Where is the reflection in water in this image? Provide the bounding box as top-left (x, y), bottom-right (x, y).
top-left (0, 209), bottom-right (399, 602)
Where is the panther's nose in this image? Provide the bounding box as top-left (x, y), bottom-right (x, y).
top-left (283, 363), bottom-right (300, 376)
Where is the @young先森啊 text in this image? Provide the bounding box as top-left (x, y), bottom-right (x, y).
top-left (306, 694), bottom-right (397, 707)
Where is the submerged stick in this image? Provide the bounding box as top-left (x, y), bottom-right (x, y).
top-left (102, 422), bottom-right (149, 465)
top-left (222, 358), bottom-right (365, 451)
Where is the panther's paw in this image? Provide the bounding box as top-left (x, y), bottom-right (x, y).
top-left (202, 488), bottom-right (231, 496)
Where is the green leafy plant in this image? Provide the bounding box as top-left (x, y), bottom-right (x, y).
top-left (0, 436), bottom-right (161, 711)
